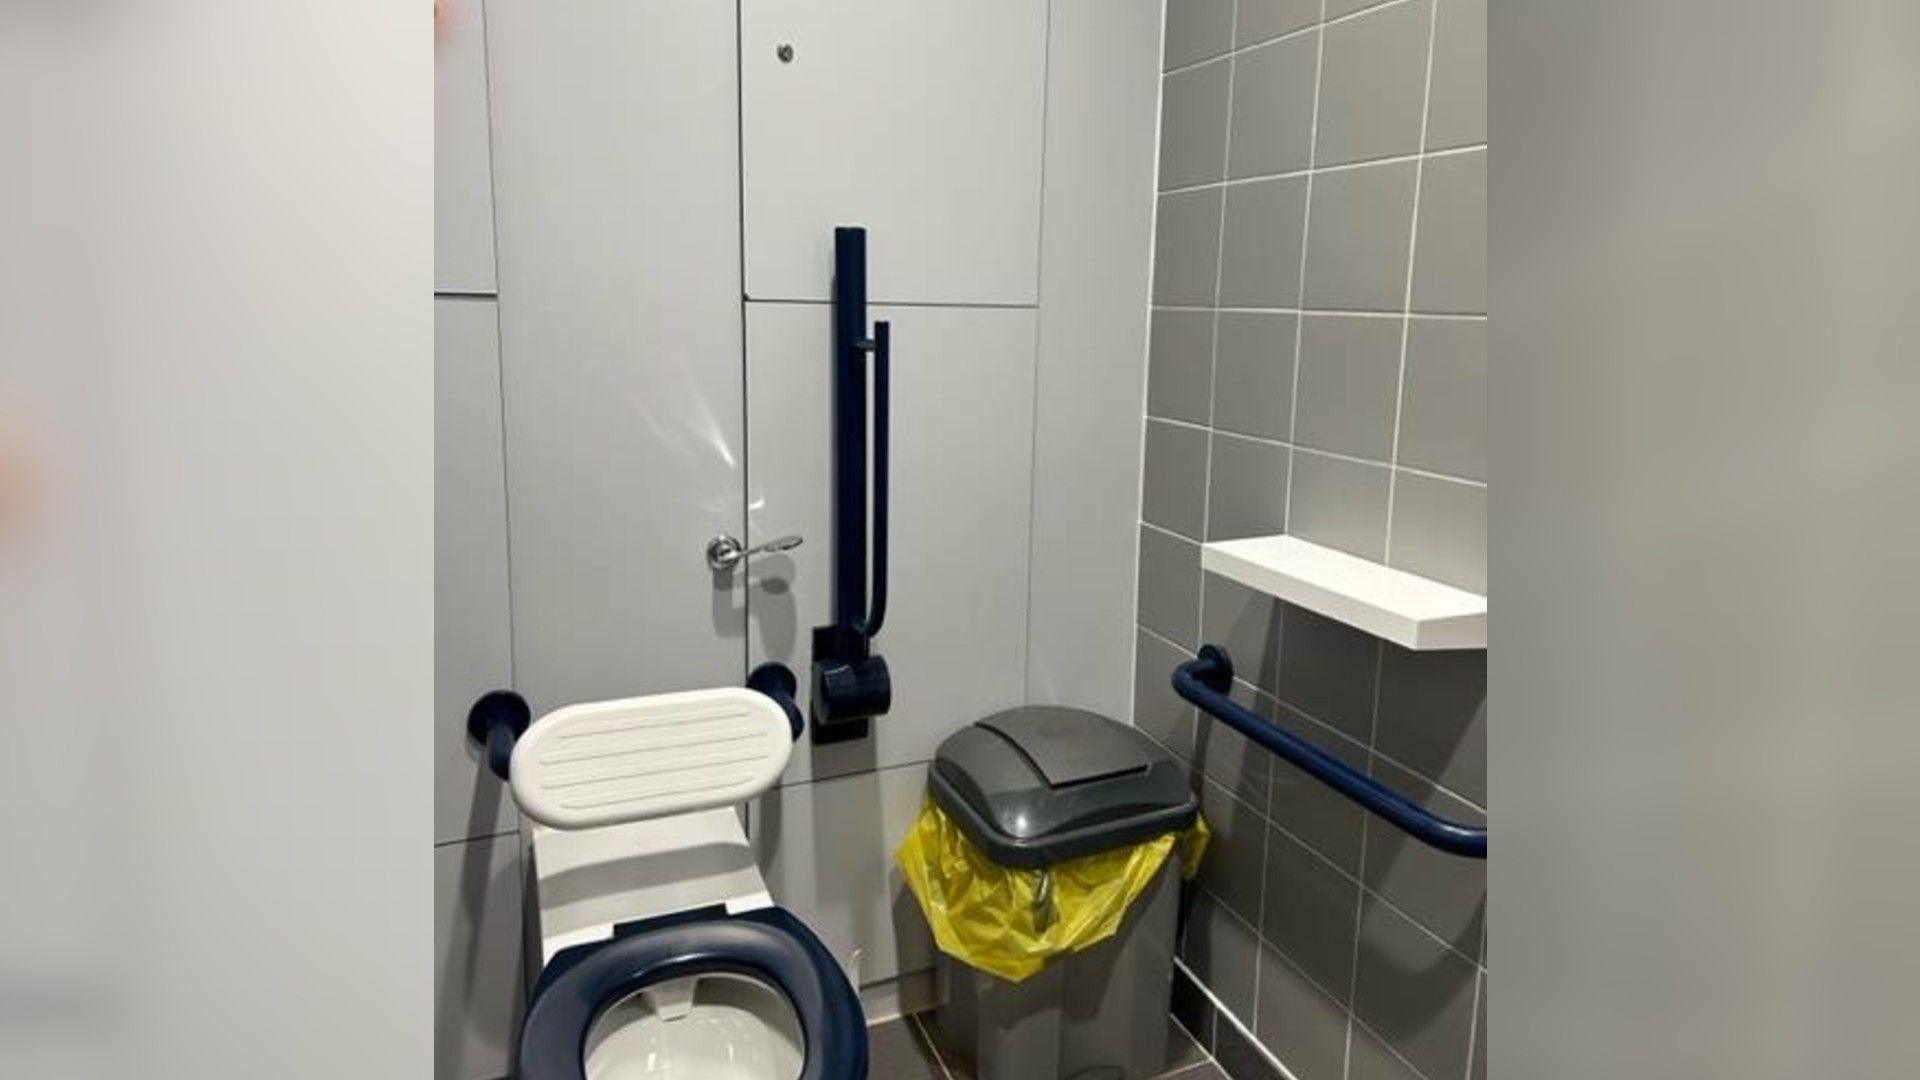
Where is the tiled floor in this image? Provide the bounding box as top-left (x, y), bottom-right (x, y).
top-left (867, 1011), bottom-right (1227, 1080)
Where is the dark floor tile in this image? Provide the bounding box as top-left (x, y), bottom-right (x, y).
top-left (867, 1014), bottom-right (947, 1080)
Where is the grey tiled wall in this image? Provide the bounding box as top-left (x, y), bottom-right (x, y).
top-left (1139, 2), bottom-right (1485, 1079)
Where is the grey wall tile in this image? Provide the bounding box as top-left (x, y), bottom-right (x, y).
top-left (1201, 573), bottom-right (1286, 692)
top-left (1154, 188), bottom-right (1225, 305)
top-left (1229, 32), bottom-right (1319, 179)
top-left (1138, 525), bottom-right (1202, 647)
top-left (1134, 628), bottom-right (1198, 763)
top-left (1143, 419), bottom-right (1210, 537)
top-left (1268, 705), bottom-right (1370, 873)
top-left (1363, 759), bottom-right (1486, 956)
top-left (1255, 943), bottom-right (1352, 1080)
top-left (1161, 60), bottom-right (1233, 190)
top-left (1220, 176), bottom-right (1310, 307)
top-left (1184, 887), bottom-right (1262, 1022)
top-left (435, 835), bottom-right (524, 1080)
top-left (1374, 644), bottom-right (1486, 804)
top-left (1409, 148), bottom-right (1486, 313)
top-left (1208, 433), bottom-right (1290, 541)
top-left (1149, 308), bottom-right (1218, 424)
top-left (1387, 470), bottom-right (1485, 592)
top-left (1294, 314), bottom-right (1404, 460)
top-left (1261, 825), bottom-right (1362, 1000)
top-left (1238, 0), bottom-right (1322, 47)
top-left (1397, 318), bottom-right (1487, 480)
top-left (1276, 602), bottom-right (1381, 741)
top-left (1213, 311), bottom-right (1297, 439)
top-left (1166, 0), bottom-right (1237, 69)
top-left (1347, 1023), bottom-right (1425, 1080)
top-left (1314, 0), bottom-right (1432, 166)
top-left (1303, 160), bottom-right (1417, 310)
top-left (1199, 776), bottom-right (1271, 924)
top-left (1425, 0), bottom-right (1486, 149)
top-left (1199, 682), bottom-right (1276, 811)
top-left (1288, 449), bottom-right (1391, 561)
top-left (1352, 897), bottom-right (1479, 1080)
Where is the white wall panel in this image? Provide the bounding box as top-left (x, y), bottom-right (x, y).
top-left (434, 835), bottom-right (524, 1080)
top-left (745, 303), bottom-right (1036, 785)
top-left (751, 763), bottom-right (938, 989)
top-left (740, 0), bottom-right (1047, 304)
top-left (435, 298), bottom-right (516, 844)
top-left (487, 0), bottom-right (746, 713)
top-left (1025, 1), bottom-right (1163, 718)
top-left (435, 0), bottom-right (496, 292)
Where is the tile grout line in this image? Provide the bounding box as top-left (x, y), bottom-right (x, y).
top-left (1015, 0), bottom-right (1056, 708)
top-left (1461, 966), bottom-right (1484, 1080)
top-left (905, 1010), bottom-right (957, 1080)
top-left (1153, 304), bottom-right (1486, 320)
top-left (1340, 642), bottom-right (1390, 1080)
top-left (1173, 957), bottom-right (1305, 1080)
top-left (1194, 0), bottom-right (1242, 1029)
top-left (1160, 141), bottom-right (1485, 198)
top-left (1163, 0), bottom-right (1429, 78)
top-left (1149, 419), bottom-right (1488, 492)
top-left (1283, 0), bottom-right (1327, 543)
top-left (1381, 0), bottom-right (1443, 568)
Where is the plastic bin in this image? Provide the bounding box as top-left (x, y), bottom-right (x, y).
top-left (920, 706), bottom-right (1200, 1080)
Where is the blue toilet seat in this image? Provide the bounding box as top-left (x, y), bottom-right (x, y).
top-left (517, 906), bottom-right (867, 1080)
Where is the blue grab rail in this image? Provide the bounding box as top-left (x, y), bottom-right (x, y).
top-left (1173, 645), bottom-right (1487, 859)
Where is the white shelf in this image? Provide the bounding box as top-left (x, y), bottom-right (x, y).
top-left (1200, 534), bottom-right (1486, 651)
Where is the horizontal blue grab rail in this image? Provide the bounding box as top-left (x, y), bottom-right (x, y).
top-left (1173, 645), bottom-right (1487, 859)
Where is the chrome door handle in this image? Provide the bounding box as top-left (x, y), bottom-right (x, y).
top-left (705, 532), bottom-right (803, 572)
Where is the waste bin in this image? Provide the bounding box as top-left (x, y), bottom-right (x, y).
top-left (901, 705), bottom-right (1203, 1080)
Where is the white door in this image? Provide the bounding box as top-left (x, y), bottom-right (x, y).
top-left (486, 1), bottom-right (747, 712)
top-left (740, 0), bottom-right (1048, 304)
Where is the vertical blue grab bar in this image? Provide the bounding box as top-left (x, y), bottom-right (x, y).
top-left (1173, 645), bottom-right (1487, 859)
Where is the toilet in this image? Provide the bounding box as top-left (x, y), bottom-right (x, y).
top-left (502, 685), bottom-right (866, 1080)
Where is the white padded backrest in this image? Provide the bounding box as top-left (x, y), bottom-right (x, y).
top-left (509, 687), bottom-right (793, 830)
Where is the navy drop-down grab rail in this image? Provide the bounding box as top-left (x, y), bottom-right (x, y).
top-left (1174, 645), bottom-right (1487, 859)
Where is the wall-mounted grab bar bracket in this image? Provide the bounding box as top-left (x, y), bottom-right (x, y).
top-left (467, 689), bottom-right (531, 782)
top-left (748, 662), bottom-right (806, 742)
top-left (1175, 645), bottom-right (1487, 859)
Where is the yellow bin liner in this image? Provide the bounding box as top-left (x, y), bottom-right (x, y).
top-left (895, 798), bottom-right (1210, 983)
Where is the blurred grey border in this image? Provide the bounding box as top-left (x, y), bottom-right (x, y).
top-left (1494, 2), bottom-right (1920, 1076)
top-left (1, 2), bottom-right (432, 1076)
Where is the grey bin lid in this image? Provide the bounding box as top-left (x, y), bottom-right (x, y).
top-left (928, 706), bottom-right (1198, 869)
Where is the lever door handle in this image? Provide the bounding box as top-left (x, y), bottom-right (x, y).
top-left (706, 532), bottom-right (803, 572)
